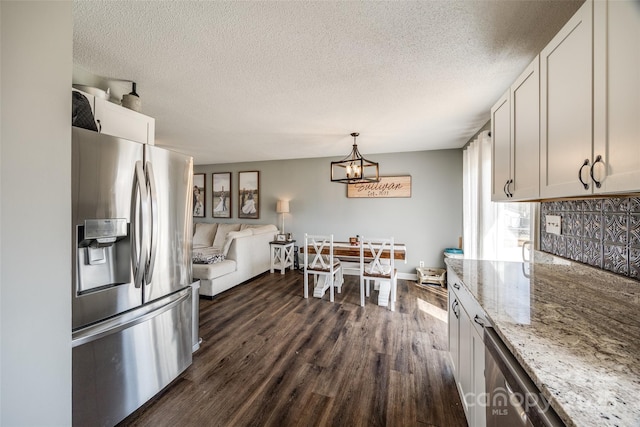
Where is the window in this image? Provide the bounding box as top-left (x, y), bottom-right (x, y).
top-left (463, 131), bottom-right (536, 261)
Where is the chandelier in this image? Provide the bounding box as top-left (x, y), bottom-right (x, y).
top-left (330, 133), bottom-right (380, 184)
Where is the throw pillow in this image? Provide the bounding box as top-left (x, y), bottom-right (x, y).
top-left (222, 229), bottom-right (253, 256)
top-left (192, 251), bottom-right (225, 264)
top-left (193, 223), bottom-right (218, 247)
top-left (212, 223), bottom-right (241, 248)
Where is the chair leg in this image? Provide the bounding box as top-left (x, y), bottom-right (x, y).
top-left (377, 280), bottom-right (391, 307)
top-left (360, 274), bottom-right (365, 307)
top-left (304, 271), bottom-right (308, 299)
top-left (329, 273), bottom-right (334, 302)
top-left (390, 276), bottom-right (396, 312)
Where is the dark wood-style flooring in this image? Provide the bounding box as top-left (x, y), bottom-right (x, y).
top-left (119, 271), bottom-right (466, 427)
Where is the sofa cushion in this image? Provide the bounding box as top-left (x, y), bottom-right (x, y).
top-left (240, 224), bottom-right (261, 231)
top-left (193, 223), bottom-right (218, 247)
top-left (248, 224), bottom-right (278, 236)
top-left (212, 223), bottom-right (241, 248)
top-left (223, 229), bottom-right (253, 256)
top-left (192, 259), bottom-right (237, 280)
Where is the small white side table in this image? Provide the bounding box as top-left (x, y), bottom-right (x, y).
top-left (270, 240), bottom-right (296, 274)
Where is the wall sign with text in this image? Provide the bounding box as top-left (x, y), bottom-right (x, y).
top-left (347, 176), bottom-right (411, 198)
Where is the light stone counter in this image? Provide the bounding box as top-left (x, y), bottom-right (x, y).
top-left (445, 252), bottom-right (640, 427)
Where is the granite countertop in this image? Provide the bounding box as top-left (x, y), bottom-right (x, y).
top-left (445, 252), bottom-right (640, 427)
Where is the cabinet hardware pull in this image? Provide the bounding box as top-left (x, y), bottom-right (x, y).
top-left (453, 282), bottom-right (460, 290)
top-left (578, 159), bottom-right (590, 190)
top-left (473, 315), bottom-right (485, 328)
top-left (96, 119), bottom-right (102, 133)
top-left (503, 180), bottom-right (510, 197)
top-left (508, 179), bottom-right (514, 197)
top-left (590, 155), bottom-right (603, 188)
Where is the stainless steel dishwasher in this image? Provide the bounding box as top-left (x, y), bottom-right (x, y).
top-left (484, 327), bottom-right (565, 427)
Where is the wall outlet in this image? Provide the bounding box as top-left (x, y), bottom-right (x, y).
top-left (419, 261), bottom-right (424, 268)
top-left (546, 215), bottom-right (562, 235)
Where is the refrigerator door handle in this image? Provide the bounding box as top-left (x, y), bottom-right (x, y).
top-left (72, 287), bottom-right (191, 347)
top-left (145, 161), bottom-right (159, 284)
top-left (131, 160), bottom-right (149, 288)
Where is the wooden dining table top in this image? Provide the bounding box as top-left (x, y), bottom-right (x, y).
top-left (300, 241), bottom-right (406, 261)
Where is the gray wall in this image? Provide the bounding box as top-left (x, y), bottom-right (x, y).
top-left (195, 149), bottom-right (463, 276)
top-left (1, 1), bottom-right (72, 425)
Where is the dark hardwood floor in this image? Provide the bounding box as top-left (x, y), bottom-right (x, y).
top-left (119, 271), bottom-right (466, 427)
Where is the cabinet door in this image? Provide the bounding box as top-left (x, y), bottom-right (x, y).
top-left (448, 289), bottom-right (460, 378)
top-left (540, 0), bottom-right (593, 198)
top-left (471, 327), bottom-right (486, 427)
top-left (458, 306), bottom-right (473, 420)
top-left (510, 58), bottom-right (540, 201)
top-left (94, 98), bottom-right (155, 145)
top-left (593, 0), bottom-right (640, 194)
top-left (491, 91), bottom-right (511, 201)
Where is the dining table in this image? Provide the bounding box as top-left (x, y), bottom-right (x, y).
top-left (300, 241), bottom-right (407, 305)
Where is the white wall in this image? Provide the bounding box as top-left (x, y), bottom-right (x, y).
top-left (195, 149), bottom-right (463, 275)
top-left (0, 2), bottom-right (72, 425)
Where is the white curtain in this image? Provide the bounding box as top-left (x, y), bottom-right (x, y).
top-left (463, 131), bottom-right (535, 261)
top-left (463, 130), bottom-right (498, 260)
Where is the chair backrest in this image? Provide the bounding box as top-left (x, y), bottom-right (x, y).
top-left (304, 233), bottom-right (335, 271)
top-left (359, 236), bottom-right (395, 277)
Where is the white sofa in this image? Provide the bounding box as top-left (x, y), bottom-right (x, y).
top-left (192, 222), bottom-right (278, 298)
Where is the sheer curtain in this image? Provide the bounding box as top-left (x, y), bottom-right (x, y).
top-left (463, 130), bottom-right (497, 259)
top-left (463, 131), bottom-right (535, 261)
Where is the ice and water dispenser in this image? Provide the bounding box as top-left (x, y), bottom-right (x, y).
top-left (76, 218), bottom-right (131, 295)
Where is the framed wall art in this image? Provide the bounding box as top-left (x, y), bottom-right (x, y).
top-left (238, 171), bottom-right (260, 219)
top-left (212, 172), bottom-right (232, 218)
top-left (193, 173), bottom-right (206, 218)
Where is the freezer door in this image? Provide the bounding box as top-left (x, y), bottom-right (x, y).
top-left (144, 145), bottom-right (193, 303)
top-left (72, 287), bottom-right (192, 427)
top-left (72, 127), bottom-right (144, 329)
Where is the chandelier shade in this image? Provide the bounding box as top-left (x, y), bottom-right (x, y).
top-left (330, 133), bottom-right (380, 184)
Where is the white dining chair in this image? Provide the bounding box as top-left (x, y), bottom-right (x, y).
top-left (359, 236), bottom-right (397, 311)
top-left (303, 234), bottom-right (343, 302)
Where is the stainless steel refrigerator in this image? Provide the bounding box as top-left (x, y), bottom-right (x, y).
top-left (71, 127), bottom-right (194, 426)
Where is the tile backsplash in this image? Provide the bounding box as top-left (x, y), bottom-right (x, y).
top-left (540, 197), bottom-right (640, 279)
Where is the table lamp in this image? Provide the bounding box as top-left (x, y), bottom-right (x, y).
top-left (276, 200), bottom-right (290, 233)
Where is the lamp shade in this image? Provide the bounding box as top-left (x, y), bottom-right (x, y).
top-left (276, 200), bottom-right (290, 213)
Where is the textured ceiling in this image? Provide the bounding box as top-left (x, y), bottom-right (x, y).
top-left (73, 0), bottom-right (583, 165)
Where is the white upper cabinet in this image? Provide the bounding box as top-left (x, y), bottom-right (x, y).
top-left (491, 91), bottom-right (511, 201)
top-left (592, 0), bottom-right (640, 194)
top-left (94, 97), bottom-right (155, 145)
top-left (540, 0), bottom-right (593, 198)
top-left (540, 0), bottom-right (640, 198)
top-left (72, 88), bottom-right (155, 145)
top-left (491, 57), bottom-right (540, 202)
top-left (510, 58), bottom-right (540, 200)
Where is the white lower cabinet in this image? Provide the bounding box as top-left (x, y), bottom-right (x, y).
top-left (448, 270), bottom-right (486, 427)
top-left (448, 288), bottom-right (460, 376)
